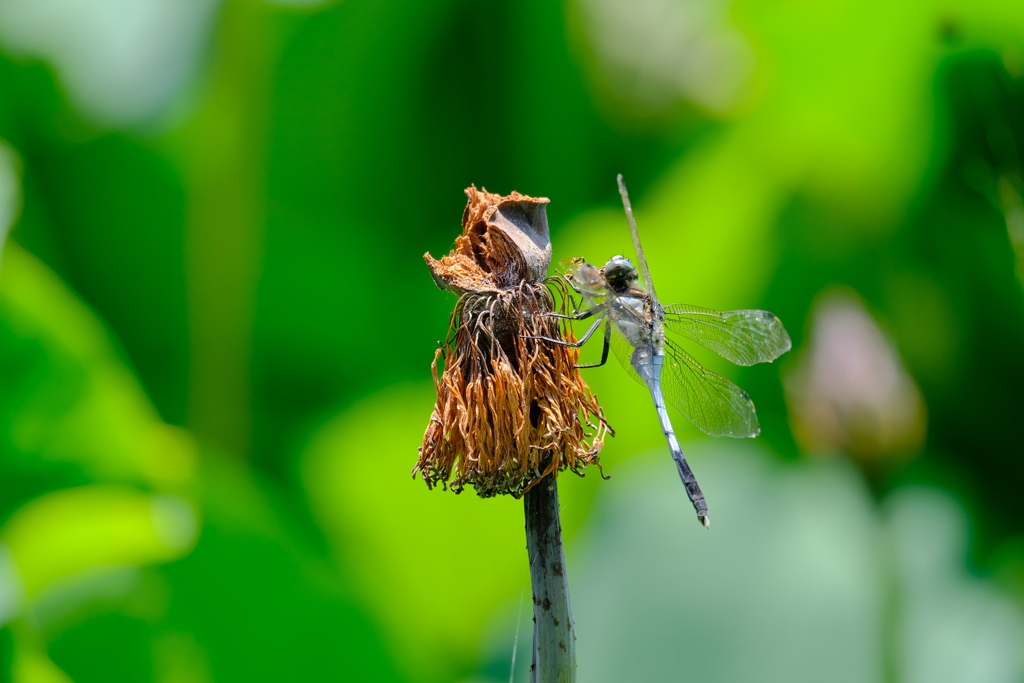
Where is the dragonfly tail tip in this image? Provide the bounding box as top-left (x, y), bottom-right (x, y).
top-left (699, 515), bottom-right (710, 529)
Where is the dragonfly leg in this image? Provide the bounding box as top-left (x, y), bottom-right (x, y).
top-left (537, 306), bottom-right (597, 321)
top-left (546, 271), bottom-right (584, 295)
top-left (568, 307), bottom-right (598, 321)
top-left (560, 274), bottom-right (584, 295)
top-left (575, 320), bottom-right (611, 369)
top-left (522, 313), bottom-right (604, 348)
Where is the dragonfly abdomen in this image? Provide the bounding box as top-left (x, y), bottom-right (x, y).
top-left (640, 353), bottom-right (710, 527)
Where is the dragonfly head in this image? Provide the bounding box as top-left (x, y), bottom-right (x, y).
top-left (602, 255), bottom-right (638, 293)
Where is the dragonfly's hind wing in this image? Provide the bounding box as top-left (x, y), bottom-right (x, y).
top-left (608, 327), bottom-right (759, 438)
top-left (608, 323), bottom-right (649, 388)
top-left (659, 338), bottom-right (760, 438)
top-left (662, 305), bottom-right (791, 366)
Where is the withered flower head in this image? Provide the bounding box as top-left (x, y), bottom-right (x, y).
top-left (415, 186), bottom-right (611, 497)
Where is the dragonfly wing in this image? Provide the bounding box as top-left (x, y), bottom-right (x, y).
top-left (608, 324), bottom-right (759, 438)
top-left (608, 323), bottom-right (649, 388)
top-left (662, 304), bottom-right (792, 366)
top-left (660, 337), bottom-right (760, 438)
top-left (616, 174), bottom-right (661, 309)
top-left (560, 257), bottom-right (611, 309)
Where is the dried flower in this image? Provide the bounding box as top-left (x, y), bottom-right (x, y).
top-left (415, 187), bottom-right (611, 497)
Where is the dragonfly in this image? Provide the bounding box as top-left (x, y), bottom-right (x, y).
top-left (535, 175), bottom-right (791, 528)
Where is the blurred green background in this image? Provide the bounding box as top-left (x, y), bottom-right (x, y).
top-left (1, 0), bottom-right (1024, 681)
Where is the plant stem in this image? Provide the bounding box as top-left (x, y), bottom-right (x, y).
top-left (524, 475), bottom-right (576, 683)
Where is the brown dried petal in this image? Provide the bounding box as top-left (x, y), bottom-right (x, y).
top-left (415, 290), bottom-right (610, 496)
top-left (425, 187), bottom-right (552, 294)
top-left (425, 252), bottom-right (498, 294)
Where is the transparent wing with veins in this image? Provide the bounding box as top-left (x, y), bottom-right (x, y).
top-left (617, 173), bottom-right (661, 310)
top-left (558, 256), bottom-right (610, 312)
top-left (608, 325), bottom-right (760, 438)
top-left (662, 304), bottom-right (792, 366)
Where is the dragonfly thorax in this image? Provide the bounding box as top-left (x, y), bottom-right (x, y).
top-left (602, 255), bottom-right (638, 294)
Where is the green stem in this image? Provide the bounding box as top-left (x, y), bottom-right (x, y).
top-left (524, 475), bottom-right (576, 682)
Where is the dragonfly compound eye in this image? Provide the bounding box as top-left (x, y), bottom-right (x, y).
top-left (603, 256), bottom-right (638, 289)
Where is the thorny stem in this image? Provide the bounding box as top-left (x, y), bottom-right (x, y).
top-left (524, 472), bottom-right (575, 683)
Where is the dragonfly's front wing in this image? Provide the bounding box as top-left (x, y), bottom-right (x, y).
top-left (662, 304), bottom-right (792, 367)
